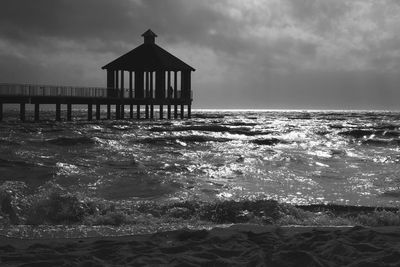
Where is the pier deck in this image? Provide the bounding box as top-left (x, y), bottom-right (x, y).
top-left (0, 83), bottom-right (192, 121)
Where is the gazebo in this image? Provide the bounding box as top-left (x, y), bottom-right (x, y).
top-left (102, 29), bottom-right (195, 119)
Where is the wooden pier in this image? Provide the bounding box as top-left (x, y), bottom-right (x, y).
top-left (0, 29), bottom-right (194, 122)
top-left (0, 83), bottom-right (192, 121)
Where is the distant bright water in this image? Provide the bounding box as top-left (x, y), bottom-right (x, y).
top-left (1, 109), bottom-right (400, 207)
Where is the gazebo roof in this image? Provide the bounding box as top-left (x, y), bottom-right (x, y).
top-left (102, 30), bottom-right (195, 72)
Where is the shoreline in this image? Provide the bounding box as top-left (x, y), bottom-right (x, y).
top-left (1, 224), bottom-right (400, 266)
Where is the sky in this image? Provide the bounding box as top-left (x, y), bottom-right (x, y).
top-left (0, 0), bottom-right (400, 110)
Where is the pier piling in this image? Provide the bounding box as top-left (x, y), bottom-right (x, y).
top-left (137, 105), bottom-right (141, 119)
top-left (34, 104), bottom-right (40, 121)
top-left (56, 103), bottom-right (61, 121)
top-left (96, 104), bottom-right (101, 120)
top-left (107, 104), bottom-right (111, 119)
top-left (88, 104), bottom-right (92, 121)
top-left (180, 105), bottom-right (184, 119)
top-left (67, 104), bottom-right (72, 121)
top-left (20, 103), bottom-right (25, 121)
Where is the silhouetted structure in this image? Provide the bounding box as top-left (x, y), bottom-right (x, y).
top-left (102, 29), bottom-right (195, 120)
top-left (0, 30), bottom-right (195, 121)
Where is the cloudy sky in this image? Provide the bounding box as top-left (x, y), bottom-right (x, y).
top-left (1, 0), bottom-right (400, 109)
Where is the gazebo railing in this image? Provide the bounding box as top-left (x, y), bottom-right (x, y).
top-left (0, 83), bottom-right (108, 98)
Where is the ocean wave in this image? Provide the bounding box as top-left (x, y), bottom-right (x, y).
top-left (361, 138), bottom-right (400, 146)
top-left (339, 129), bottom-right (400, 139)
top-left (138, 135), bottom-right (232, 145)
top-left (46, 136), bottom-right (96, 146)
top-left (0, 158), bottom-right (35, 168)
top-left (149, 125), bottom-right (270, 136)
top-left (252, 138), bottom-right (282, 146)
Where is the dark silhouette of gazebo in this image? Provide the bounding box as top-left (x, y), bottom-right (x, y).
top-left (102, 29), bottom-right (195, 119)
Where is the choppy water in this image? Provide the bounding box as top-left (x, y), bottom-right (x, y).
top-left (1, 109), bottom-right (400, 209)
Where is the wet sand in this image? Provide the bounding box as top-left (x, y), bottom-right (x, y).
top-left (1, 224), bottom-right (400, 266)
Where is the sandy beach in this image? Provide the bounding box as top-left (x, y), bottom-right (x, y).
top-left (1, 224), bottom-right (400, 266)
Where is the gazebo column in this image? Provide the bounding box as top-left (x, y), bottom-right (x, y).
top-left (34, 103), bottom-right (40, 121)
top-left (106, 70), bottom-right (114, 97)
top-left (188, 104), bottom-right (191, 119)
top-left (150, 71), bottom-right (154, 119)
top-left (88, 104), bottom-right (93, 121)
top-left (174, 71), bottom-right (178, 119)
top-left (115, 70), bottom-right (119, 97)
top-left (67, 104), bottom-right (72, 121)
top-left (167, 71), bottom-right (171, 119)
top-left (56, 103), bottom-right (61, 121)
top-left (20, 103), bottom-right (25, 121)
top-left (96, 104), bottom-right (101, 120)
top-left (129, 71), bottom-right (133, 98)
top-left (145, 71), bottom-right (150, 119)
top-left (120, 70), bottom-right (125, 119)
top-left (107, 104), bottom-right (111, 119)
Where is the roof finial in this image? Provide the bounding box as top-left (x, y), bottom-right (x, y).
top-left (142, 29), bottom-right (157, 44)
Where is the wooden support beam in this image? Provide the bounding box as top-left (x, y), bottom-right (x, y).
top-left (88, 104), bottom-right (92, 121)
top-left (67, 104), bottom-right (72, 121)
top-left (96, 104), bottom-right (101, 120)
top-left (150, 105), bottom-right (154, 119)
top-left (159, 105), bottom-right (163, 119)
top-left (180, 105), bottom-right (184, 119)
top-left (34, 103), bottom-right (40, 121)
top-left (167, 105), bottom-right (171, 119)
top-left (121, 105), bottom-right (125, 119)
top-left (174, 105), bottom-right (178, 119)
top-left (188, 104), bottom-right (191, 119)
top-left (130, 104), bottom-right (133, 119)
top-left (137, 105), bottom-right (140, 119)
top-left (145, 105), bottom-right (149, 119)
top-left (0, 103), bottom-right (3, 121)
top-left (107, 104), bottom-right (111, 120)
top-left (20, 103), bottom-right (25, 122)
top-left (116, 105), bottom-right (120, 120)
top-left (56, 103), bottom-right (61, 121)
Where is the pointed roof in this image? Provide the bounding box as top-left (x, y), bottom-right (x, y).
top-left (102, 30), bottom-right (195, 72)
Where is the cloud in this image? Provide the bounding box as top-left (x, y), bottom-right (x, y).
top-left (0, 0), bottom-right (399, 109)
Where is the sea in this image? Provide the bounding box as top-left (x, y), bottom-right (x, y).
top-left (1, 109), bottom-right (400, 237)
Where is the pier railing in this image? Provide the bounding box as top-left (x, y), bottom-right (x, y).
top-left (0, 83), bottom-right (108, 98)
top-left (0, 83), bottom-right (193, 100)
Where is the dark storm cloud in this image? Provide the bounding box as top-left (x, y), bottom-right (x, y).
top-left (0, 0), bottom-right (399, 109)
